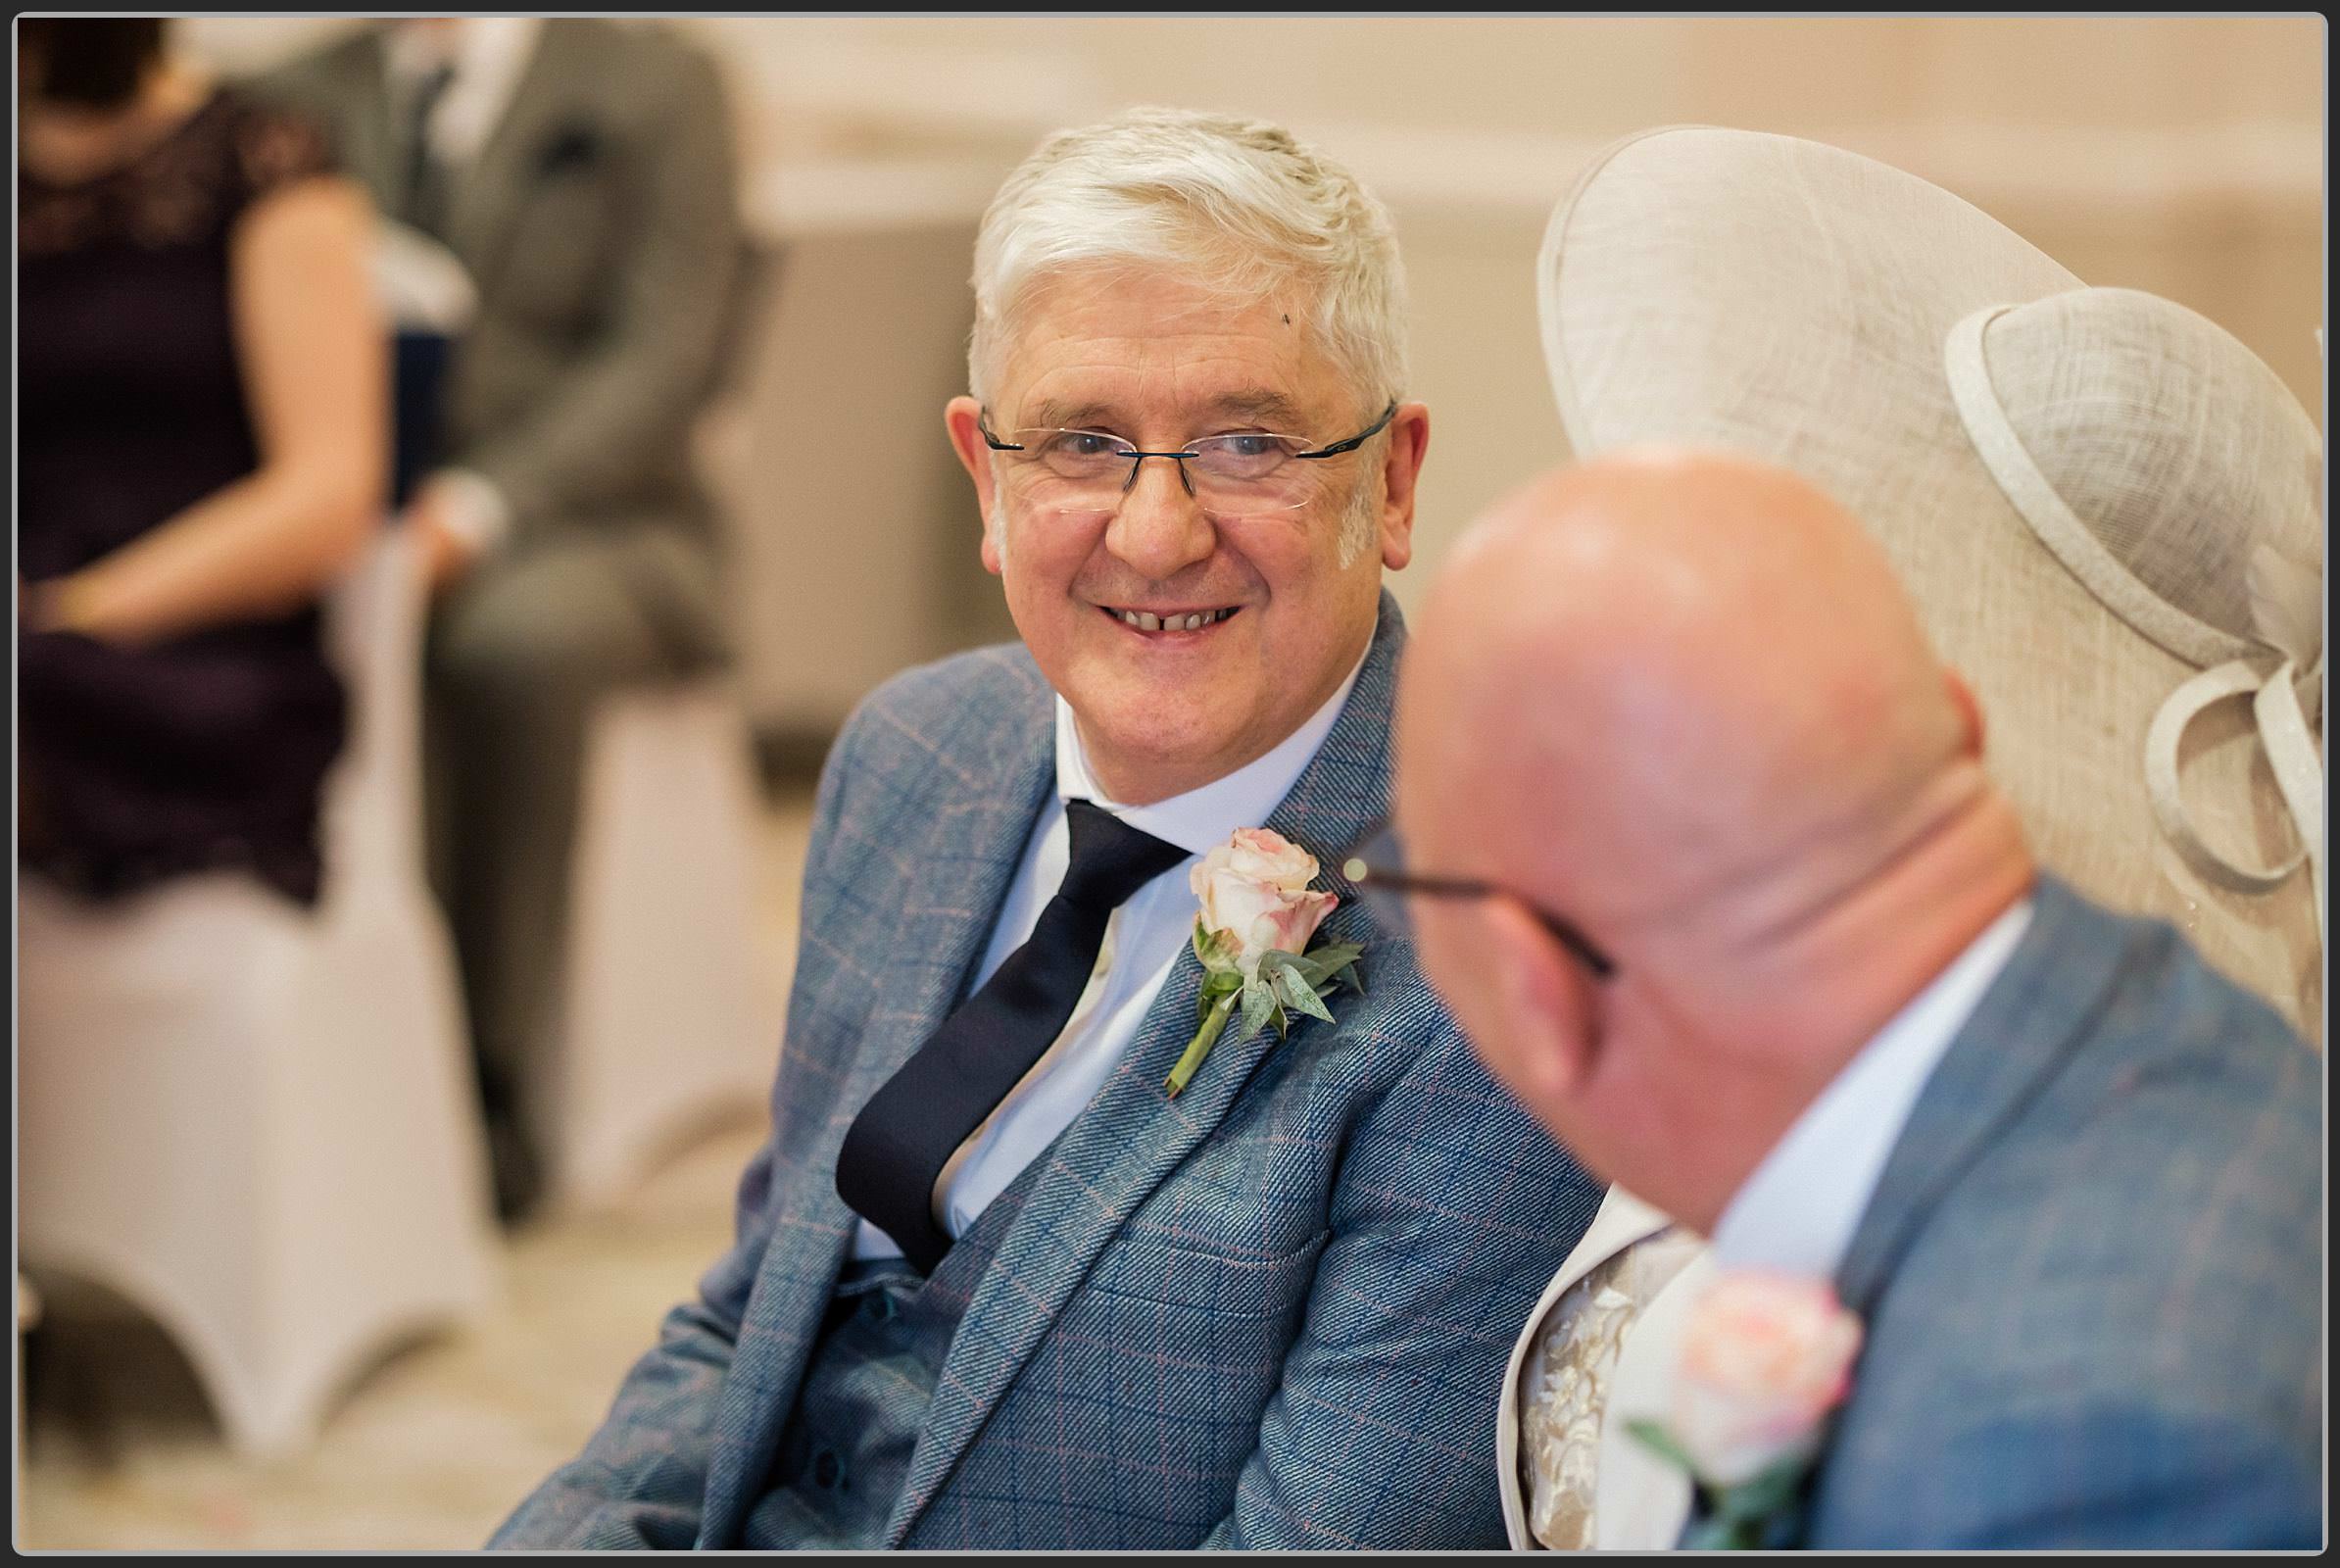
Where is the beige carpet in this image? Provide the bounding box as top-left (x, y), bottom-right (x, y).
top-left (17, 789), bottom-right (818, 1552)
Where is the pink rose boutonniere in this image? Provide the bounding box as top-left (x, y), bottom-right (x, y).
top-left (1164, 827), bottom-right (1364, 1098)
top-left (1630, 1270), bottom-right (1865, 1549)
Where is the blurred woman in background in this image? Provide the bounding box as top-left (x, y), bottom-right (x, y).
top-left (18, 17), bottom-right (386, 906)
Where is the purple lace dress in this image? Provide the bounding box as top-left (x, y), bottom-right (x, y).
top-left (19, 89), bottom-right (356, 906)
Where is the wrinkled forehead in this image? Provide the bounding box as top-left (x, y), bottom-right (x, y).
top-left (993, 262), bottom-right (1343, 425)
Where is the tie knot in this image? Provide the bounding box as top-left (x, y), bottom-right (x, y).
top-left (1059, 799), bottom-right (1187, 912)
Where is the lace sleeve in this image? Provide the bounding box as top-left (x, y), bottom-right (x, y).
top-left (229, 96), bottom-right (339, 207)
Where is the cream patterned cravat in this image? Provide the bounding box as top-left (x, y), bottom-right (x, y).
top-left (1518, 1226), bottom-right (1706, 1550)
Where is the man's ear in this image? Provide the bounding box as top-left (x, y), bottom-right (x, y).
top-left (1944, 666), bottom-right (1985, 759)
top-left (1377, 403), bottom-right (1431, 571)
top-left (1479, 893), bottom-right (1599, 1111)
top-left (945, 395), bottom-right (1005, 576)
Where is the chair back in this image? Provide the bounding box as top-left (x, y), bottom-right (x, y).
top-left (317, 525), bottom-right (431, 911)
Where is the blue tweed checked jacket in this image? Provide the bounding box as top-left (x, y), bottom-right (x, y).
top-left (492, 594), bottom-right (1604, 1549)
top-left (1804, 875), bottom-right (2322, 1548)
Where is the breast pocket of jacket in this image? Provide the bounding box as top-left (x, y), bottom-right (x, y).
top-left (498, 139), bottom-right (623, 330)
top-left (1080, 1227), bottom-right (1332, 1321)
top-left (1051, 1230), bottom-right (1332, 1502)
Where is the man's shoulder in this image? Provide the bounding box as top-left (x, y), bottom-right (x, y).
top-left (2020, 872), bottom-right (2308, 1066)
top-left (247, 24), bottom-right (378, 103)
top-left (846, 643), bottom-right (1049, 742)
top-left (1841, 882), bottom-right (2318, 1464)
top-left (2016, 881), bottom-right (2317, 1205)
top-left (1870, 1043), bottom-right (2317, 1366)
top-left (1908, 877), bottom-right (2316, 1298)
top-left (825, 643), bottom-right (1051, 794)
top-left (554, 19), bottom-right (724, 93)
top-left (1824, 1042), bottom-right (2318, 1544)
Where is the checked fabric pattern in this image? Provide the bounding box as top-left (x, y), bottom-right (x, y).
top-left (489, 591), bottom-right (1605, 1549)
top-left (1802, 876), bottom-right (2322, 1548)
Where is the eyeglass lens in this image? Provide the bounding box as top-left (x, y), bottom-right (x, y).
top-left (1003, 431), bottom-right (1324, 516)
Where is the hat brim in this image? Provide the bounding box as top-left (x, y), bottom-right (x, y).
top-left (1539, 125), bottom-right (2317, 1031)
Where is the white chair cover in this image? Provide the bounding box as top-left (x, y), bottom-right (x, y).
top-left (542, 678), bottom-right (782, 1211)
top-left (17, 527), bottom-right (501, 1456)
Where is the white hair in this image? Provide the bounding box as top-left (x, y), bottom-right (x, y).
top-left (1333, 464), bottom-right (1381, 567)
top-left (968, 107), bottom-right (1407, 564)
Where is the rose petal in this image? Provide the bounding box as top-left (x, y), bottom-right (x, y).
top-left (1226, 827), bottom-right (1319, 891)
top-left (1672, 1272), bottom-right (1864, 1486)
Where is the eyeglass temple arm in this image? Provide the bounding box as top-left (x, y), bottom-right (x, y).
top-left (1294, 400), bottom-right (1399, 461)
top-left (1355, 866), bottom-right (1487, 900)
top-left (1354, 861), bottom-right (1615, 979)
top-left (975, 412), bottom-right (1024, 452)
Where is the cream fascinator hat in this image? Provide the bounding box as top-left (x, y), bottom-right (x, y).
top-left (1538, 126), bottom-right (2323, 1035)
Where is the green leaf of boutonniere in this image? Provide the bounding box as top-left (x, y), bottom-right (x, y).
top-left (1194, 967), bottom-right (1243, 1026)
top-left (1626, 1417), bottom-right (1697, 1475)
top-left (1240, 975), bottom-right (1281, 1039)
top-left (1288, 942), bottom-right (1366, 992)
top-left (1629, 1417), bottom-right (1819, 1550)
top-left (1270, 958), bottom-right (1337, 1024)
top-left (1719, 1456), bottom-right (1809, 1521)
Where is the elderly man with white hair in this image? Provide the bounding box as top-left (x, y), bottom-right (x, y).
top-left (489, 107), bottom-right (1601, 1551)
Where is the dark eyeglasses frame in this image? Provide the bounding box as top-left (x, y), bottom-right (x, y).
top-left (978, 399), bottom-right (1399, 498)
top-left (1341, 829), bottom-right (1616, 981)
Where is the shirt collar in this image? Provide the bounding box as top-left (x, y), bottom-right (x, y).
top-left (1052, 644), bottom-right (1369, 858)
top-left (386, 18), bottom-right (542, 89)
top-left (1710, 895), bottom-right (2036, 1278)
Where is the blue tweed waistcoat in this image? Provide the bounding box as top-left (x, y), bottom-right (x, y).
top-left (743, 1143), bottom-right (1044, 1547)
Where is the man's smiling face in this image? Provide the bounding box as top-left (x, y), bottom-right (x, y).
top-left (947, 265), bottom-right (1424, 806)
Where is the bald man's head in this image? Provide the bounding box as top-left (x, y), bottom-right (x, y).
top-left (1403, 449), bottom-right (1974, 947)
top-left (1393, 449), bottom-right (2032, 1220)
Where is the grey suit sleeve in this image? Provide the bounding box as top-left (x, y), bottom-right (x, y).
top-left (486, 713), bottom-right (860, 1548)
top-left (465, 41), bottom-right (742, 533)
top-left (1201, 1026), bottom-right (1602, 1550)
top-left (485, 1147), bottom-right (776, 1548)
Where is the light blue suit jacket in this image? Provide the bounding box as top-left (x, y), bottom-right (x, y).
top-left (1806, 875), bottom-right (2322, 1547)
top-left (490, 595), bottom-right (1603, 1548)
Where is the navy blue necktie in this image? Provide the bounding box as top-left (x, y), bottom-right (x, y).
top-left (402, 63), bottom-right (458, 239)
top-left (836, 799), bottom-right (1187, 1271)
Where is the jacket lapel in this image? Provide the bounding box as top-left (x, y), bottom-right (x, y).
top-left (697, 653), bottom-right (1056, 1546)
top-left (1497, 1185), bottom-right (1674, 1546)
top-left (1593, 1247), bottom-right (1713, 1549)
top-left (886, 597), bottom-right (1408, 1544)
top-left (1832, 875), bottom-right (2123, 1318)
top-left (439, 18), bottom-right (575, 296)
top-left (332, 30), bottom-right (401, 209)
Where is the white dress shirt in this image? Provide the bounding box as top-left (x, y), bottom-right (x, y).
top-left (384, 17), bottom-right (543, 171)
top-left (1513, 896), bottom-right (2036, 1551)
top-left (384, 18), bottom-right (544, 557)
top-left (851, 649), bottom-right (1369, 1261)
top-left (1709, 895), bottom-right (2036, 1277)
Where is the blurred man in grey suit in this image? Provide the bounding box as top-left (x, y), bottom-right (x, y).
top-left (258, 19), bottom-right (744, 1220)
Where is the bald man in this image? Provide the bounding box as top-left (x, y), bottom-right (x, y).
top-left (1381, 451), bottom-right (2319, 1549)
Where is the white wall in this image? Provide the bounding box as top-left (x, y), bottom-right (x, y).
top-left (183, 16), bottom-right (2324, 733)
